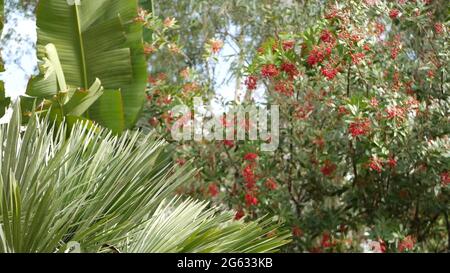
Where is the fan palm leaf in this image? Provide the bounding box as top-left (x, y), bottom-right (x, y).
top-left (125, 198), bottom-right (290, 253)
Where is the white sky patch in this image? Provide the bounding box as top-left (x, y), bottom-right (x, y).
top-left (210, 23), bottom-right (267, 114)
top-left (0, 0), bottom-right (37, 101)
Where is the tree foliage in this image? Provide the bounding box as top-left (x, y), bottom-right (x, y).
top-left (142, 0), bottom-right (449, 252)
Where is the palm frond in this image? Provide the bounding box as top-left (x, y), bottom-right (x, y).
top-left (125, 198), bottom-right (291, 253)
top-left (0, 103), bottom-right (290, 253)
top-left (0, 102), bottom-right (194, 252)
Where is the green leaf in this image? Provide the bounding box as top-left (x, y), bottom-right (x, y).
top-left (0, 85), bottom-right (9, 119)
top-left (88, 89), bottom-right (125, 134)
top-left (27, 43), bottom-right (67, 97)
top-left (63, 78), bottom-right (104, 116)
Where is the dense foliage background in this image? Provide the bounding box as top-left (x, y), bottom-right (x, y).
top-left (139, 0), bottom-right (449, 253)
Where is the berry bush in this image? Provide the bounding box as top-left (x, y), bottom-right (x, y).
top-left (142, 1), bottom-right (449, 252)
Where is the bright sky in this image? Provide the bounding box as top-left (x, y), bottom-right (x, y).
top-left (0, 1), bottom-right (36, 123)
top-left (0, 1), bottom-right (37, 100)
top-left (0, 1), bottom-right (265, 123)
top-left (212, 25), bottom-right (266, 111)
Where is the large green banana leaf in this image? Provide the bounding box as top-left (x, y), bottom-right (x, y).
top-left (29, 0), bottom-right (147, 132)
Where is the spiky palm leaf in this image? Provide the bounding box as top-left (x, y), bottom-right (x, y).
top-left (125, 198), bottom-right (291, 253)
top-left (0, 103), bottom-right (290, 253)
top-left (0, 102), bottom-right (194, 252)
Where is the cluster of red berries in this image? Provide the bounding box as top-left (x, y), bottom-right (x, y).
top-left (348, 118), bottom-right (371, 138)
top-left (441, 172), bottom-right (450, 187)
top-left (245, 75), bottom-right (258, 90)
top-left (306, 31), bottom-right (342, 81)
top-left (320, 160), bottom-right (337, 177)
top-left (321, 232), bottom-right (337, 249)
top-left (240, 152), bottom-right (279, 211)
top-left (274, 81), bottom-right (294, 96)
top-left (368, 156), bottom-right (397, 173)
top-left (398, 236), bottom-right (415, 252)
top-left (280, 62), bottom-right (299, 79)
top-left (208, 183), bottom-right (219, 197)
top-left (265, 178), bottom-right (278, 190)
top-left (242, 153), bottom-right (259, 207)
top-left (307, 46), bottom-right (327, 66)
top-left (245, 39), bottom-right (303, 96)
top-left (368, 157), bottom-right (384, 173)
top-left (434, 23), bottom-right (444, 34)
top-left (261, 64), bottom-right (280, 78)
top-left (320, 66), bottom-right (339, 80)
top-left (389, 9), bottom-right (400, 20)
top-left (385, 105), bottom-right (406, 120)
top-left (282, 40), bottom-right (296, 51)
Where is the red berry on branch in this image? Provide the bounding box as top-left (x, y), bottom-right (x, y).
top-left (389, 9), bottom-right (400, 19)
top-left (441, 172), bottom-right (450, 186)
top-left (292, 226), bottom-right (303, 237)
top-left (321, 160), bottom-right (337, 177)
top-left (208, 183), bottom-right (219, 197)
top-left (234, 209), bottom-right (245, 220)
top-left (261, 64), bottom-right (280, 78)
top-left (282, 40), bottom-right (295, 51)
top-left (245, 76), bottom-right (258, 90)
top-left (369, 157), bottom-right (383, 173)
top-left (348, 119), bottom-right (370, 138)
top-left (398, 236), bottom-right (415, 252)
top-left (243, 152), bottom-right (258, 161)
top-left (245, 193), bottom-right (258, 207)
top-left (265, 178), bottom-right (278, 190)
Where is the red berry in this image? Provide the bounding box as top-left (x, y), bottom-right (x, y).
top-left (245, 76), bottom-right (258, 90)
top-left (389, 9), bottom-right (400, 19)
top-left (261, 64), bottom-right (279, 78)
top-left (208, 183), bottom-right (219, 197)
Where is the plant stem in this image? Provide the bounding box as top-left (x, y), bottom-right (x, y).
top-left (445, 211), bottom-right (450, 253)
top-left (346, 64), bottom-right (351, 97)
